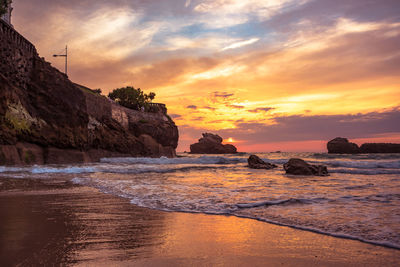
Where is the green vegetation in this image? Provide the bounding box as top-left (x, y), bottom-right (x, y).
top-left (74, 83), bottom-right (104, 96)
top-left (5, 111), bottom-right (30, 133)
top-left (0, 0), bottom-right (11, 16)
top-left (108, 86), bottom-right (156, 111)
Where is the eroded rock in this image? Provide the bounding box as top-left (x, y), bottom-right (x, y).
top-left (327, 137), bottom-right (359, 154)
top-left (283, 158), bottom-right (329, 176)
top-left (190, 133), bottom-right (237, 154)
top-left (248, 155), bottom-right (277, 169)
top-left (360, 143), bottom-right (400, 153)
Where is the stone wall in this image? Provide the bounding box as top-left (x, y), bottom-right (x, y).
top-left (0, 19), bottom-right (37, 90)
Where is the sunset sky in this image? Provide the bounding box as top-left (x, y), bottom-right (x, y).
top-left (12, 0), bottom-right (400, 152)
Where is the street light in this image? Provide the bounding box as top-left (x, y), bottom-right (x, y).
top-left (53, 45), bottom-right (68, 76)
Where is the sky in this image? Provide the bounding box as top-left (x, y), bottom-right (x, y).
top-left (12, 0), bottom-right (400, 152)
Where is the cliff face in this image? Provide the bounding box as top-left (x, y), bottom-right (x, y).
top-left (0, 20), bottom-right (178, 165)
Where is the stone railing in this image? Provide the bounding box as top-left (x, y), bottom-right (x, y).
top-left (0, 19), bottom-right (37, 55)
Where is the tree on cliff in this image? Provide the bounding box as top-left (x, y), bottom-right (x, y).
top-left (0, 0), bottom-right (11, 16)
top-left (108, 86), bottom-right (156, 111)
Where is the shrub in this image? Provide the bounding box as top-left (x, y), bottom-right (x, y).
top-left (108, 86), bottom-right (156, 111)
top-left (93, 88), bottom-right (102, 94)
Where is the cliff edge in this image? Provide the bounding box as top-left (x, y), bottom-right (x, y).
top-left (0, 20), bottom-right (178, 165)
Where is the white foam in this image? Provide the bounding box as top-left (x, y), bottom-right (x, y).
top-left (236, 199), bottom-right (292, 208)
top-left (331, 168), bottom-right (400, 175)
top-left (323, 160), bottom-right (400, 169)
top-left (100, 156), bottom-right (246, 165)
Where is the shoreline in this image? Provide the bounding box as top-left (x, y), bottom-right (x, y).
top-left (1, 177), bottom-right (399, 266)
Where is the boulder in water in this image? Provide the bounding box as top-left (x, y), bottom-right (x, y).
top-left (190, 133), bottom-right (237, 154)
top-left (283, 158), bottom-right (329, 176)
top-left (248, 155), bottom-right (277, 169)
top-left (327, 137), bottom-right (360, 154)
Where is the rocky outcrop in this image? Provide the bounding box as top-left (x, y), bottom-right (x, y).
top-left (0, 21), bottom-right (178, 165)
top-left (327, 137), bottom-right (400, 154)
top-left (359, 143), bottom-right (400, 153)
top-left (190, 133), bottom-right (237, 154)
top-left (283, 158), bottom-right (329, 176)
top-left (327, 137), bottom-right (359, 154)
top-left (248, 155), bottom-right (277, 169)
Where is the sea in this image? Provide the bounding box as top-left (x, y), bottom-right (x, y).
top-left (1, 152), bottom-right (399, 249)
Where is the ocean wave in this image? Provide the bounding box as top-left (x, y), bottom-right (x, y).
top-left (322, 160), bottom-right (400, 169)
top-left (236, 197), bottom-right (328, 209)
top-left (330, 168), bottom-right (400, 175)
top-left (0, 164), bottom-right (227, 175)
top-left (255, 157), bottom-right (400, 170)
top-left (100, 156), bottom-right (247, 165)
top-left (313, 153), bottom-right (400, 160)
top-left (232, 214), bottom-right (400, 250)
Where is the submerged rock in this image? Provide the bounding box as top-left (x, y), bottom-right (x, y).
top-left (190, 133), bottom-right (237, 154)
top-left (248, 155), bottom-right (277, 169)
top-left (327, 137), bottom-right (359, 154)
top-left (283, 158), bottom-right (329, 176)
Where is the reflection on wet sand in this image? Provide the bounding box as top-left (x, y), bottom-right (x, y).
top-left (0, 179), bottom-right (166, 265)
top-left (0, 178), bottom-right (399, 266)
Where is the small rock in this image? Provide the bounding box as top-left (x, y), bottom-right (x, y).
top-left (283, 158), bottom-right (329, 176)
top-left (248, 155), bottom-right (278, 169)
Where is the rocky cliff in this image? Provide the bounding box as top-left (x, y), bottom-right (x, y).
top-left (0, 20), bottom-right (178, 165)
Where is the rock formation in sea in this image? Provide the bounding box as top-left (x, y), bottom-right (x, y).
top-left (0, 20), bottom-right (178, 165)
top-left (327, 137), bottom-right (400, 154)
top-left (190, 133), bottom-right (237, 154)
top-left (327, 137), bottom-right (359, 154)
top-left (359, 143), bottom-right (400, 153)
top-left (283, 158), bottom-right (329, 176)
top-left (247, 155), bottom-right (277, 169)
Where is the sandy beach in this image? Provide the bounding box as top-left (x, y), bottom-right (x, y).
top-left (0, 178), bottom-right (399, 266)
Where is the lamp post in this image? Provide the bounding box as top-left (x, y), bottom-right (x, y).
top-left (53, 45), bottom-right (68, 76)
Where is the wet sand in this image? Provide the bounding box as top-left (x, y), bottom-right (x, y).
top-left (0, 178), bottom-right (399, 266)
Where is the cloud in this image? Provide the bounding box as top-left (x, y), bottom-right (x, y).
top-left (213, 92), bottom-right (234, 98)
top-left (169, 114), bottom-right (182, 119)
top-left (219, 107), bottom-right (400, 144)
top-left (192, 117), bottom-right (205, 121)
top-left (222, 38), bottom-right (260, 51)
top-left (227, 104), bottom-right (245, 109)
top-left (248, 107), bottom-right (275, 113)
top-left (186, 105), bottom-right (198, 109)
